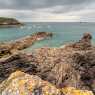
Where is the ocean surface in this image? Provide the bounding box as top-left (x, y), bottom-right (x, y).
top-left (0, 22), bottom-right (95, 51)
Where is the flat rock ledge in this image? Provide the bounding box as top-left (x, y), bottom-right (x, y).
top-left (0, 33), bottom-right (94, 95)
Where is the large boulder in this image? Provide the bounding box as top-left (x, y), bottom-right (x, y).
top-left (0, 71), bottom-right (61, 95)
top-left (0, 71), bottom-right (93, 95)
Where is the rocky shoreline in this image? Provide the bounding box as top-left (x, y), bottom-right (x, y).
top-left (0, 32), bottom-right (52, 58)
top-left (0, 32), bottom-right (94, 95)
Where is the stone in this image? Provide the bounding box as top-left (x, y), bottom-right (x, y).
top-left (0, 71), bottom-right (61, 95)
top-left (69, 33), bottom-right (92, 50)
top-left (0, 71), bottom-right (93, 95)
top-left (0, 32), bottom-right (53, 58)
top-left (0, 33), bottom-right (94, 94)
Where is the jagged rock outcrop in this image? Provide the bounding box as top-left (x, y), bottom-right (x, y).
top-left (0, 71), bottom-right (93, 95)
top-left (0, 33), bottom-right (94, 94)
top-left (64, 32), bottom-right (92, 50)
top-left (0, 32), bottom-right (52, 58)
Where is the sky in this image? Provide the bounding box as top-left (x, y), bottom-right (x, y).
top-left (0, 0), bottom-right (95, 22)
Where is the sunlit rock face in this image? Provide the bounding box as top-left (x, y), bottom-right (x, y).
top-left (0, 71), bottom-right (93, 95)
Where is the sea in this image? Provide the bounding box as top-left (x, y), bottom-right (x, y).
top-left (0, 22), bottom-right (95, 51)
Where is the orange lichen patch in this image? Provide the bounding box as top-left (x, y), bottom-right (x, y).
top-left (61, 87), bottom-right (93, 95)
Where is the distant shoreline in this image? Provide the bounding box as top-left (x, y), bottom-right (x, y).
top-left (0, 17), bottom-right (23, 27)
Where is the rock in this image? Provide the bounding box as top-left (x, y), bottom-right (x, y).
top-left (0, 71), bottom-right (93, 95)
top-left (27, 33), bottom-right (95, 93)
top-left (66, 33), bottom-right (92, 50)
top-left (0, 53), bottom-right (37, 83)
top-left (0, 32), bottom-right (53, 58)
top-left (0, 47), bottom-right (94, 94)
top-left (61, 87), bottom-right (93, 95)
top-left (0, 33), bottom-right (94, 94)
top-left (0, 71), bottom-right (61, 95)
top-left (32, 47), bottom-right (95, 93)
top-left (0, 48), bottom-right (11, 58)
top-left (32, 48), bottom-right (82, 88)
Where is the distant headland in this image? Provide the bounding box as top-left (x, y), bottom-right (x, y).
top-left (0, 17), bottom-right (23, 27)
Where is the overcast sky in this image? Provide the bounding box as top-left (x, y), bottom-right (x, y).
top-left (0, 0), bottom-right (95, 22)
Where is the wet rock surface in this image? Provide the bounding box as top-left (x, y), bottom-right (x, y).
top-left (0, 33), bottom-right (94, 95)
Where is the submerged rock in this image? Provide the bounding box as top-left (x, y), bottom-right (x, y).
top-left (0, 71), bottom-right (93, 95)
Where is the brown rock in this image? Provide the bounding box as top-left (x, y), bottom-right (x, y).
top-left (0, 33), bottom-right (94, 94)
top-left (0, 71), bottom-right (61, 95)
top-left (0, 32), bottom-right (53, 58)
top-left (0, 71), bottom-right (93, 95)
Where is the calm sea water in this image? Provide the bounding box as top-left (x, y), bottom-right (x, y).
top-left (0, 22), bottom-right (95, 51)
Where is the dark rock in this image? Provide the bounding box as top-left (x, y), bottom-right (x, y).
top-left (0, 53), bottom-right (37, 83)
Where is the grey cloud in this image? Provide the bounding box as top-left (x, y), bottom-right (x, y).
top-left (0, 0), bottom-right (95, 10)
top-left (0, 0), bottom-right (95, 22)
top-left (50, 4), bottom-right (85, 14)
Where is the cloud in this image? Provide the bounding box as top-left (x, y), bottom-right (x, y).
top-left (0, 0), bottom-right (94, 10)
top-left (0, 0), bottom-right (95, 22)
top-left (0, 9), bottom-right (82, 22)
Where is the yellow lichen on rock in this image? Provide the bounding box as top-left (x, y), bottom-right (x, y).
top-left (0, 71), bottom-right (61, 95)
top-left (0, 71), bottom-right (94, 95)
top-left (61, 87), bottom-right (93, 95)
